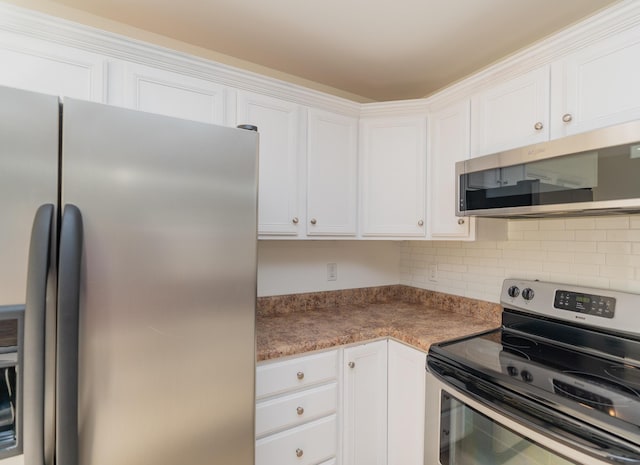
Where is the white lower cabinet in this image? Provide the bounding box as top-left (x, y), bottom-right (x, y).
top-left (343, 340), bottom-right (388, 465)
top-left (256, 341), bottom-right (427, 465)
top-left (387, 340), bottom-right (426, 465)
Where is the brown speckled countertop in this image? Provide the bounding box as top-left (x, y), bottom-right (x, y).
top-left (256, 285), bottom-right (501, 361)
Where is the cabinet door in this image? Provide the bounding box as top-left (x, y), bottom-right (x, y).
top-left (120, 62), bottom-right (230, 125)
top-left (0, 31), bottom-right (106, 101)
top-left (360, 116), bottom-right (426, 237)
top-left (387, 341), bottom-right (426, 465)
top-left (551, 26), bottom-right (640, 139)
top-left (428, 100), bottom-right (473, 239)
top-left (237, 91), bottom-right (302, 236)
top-left (307, 109), bottom-right (358, 236)
top-left (471, 66), bottom-right (550, 157)
top-left (343, 340), bottom-right (387, 465)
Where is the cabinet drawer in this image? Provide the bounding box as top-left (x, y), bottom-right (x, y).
top-left (256, 350), bottom-right (338, 398)
top-left (256, 383), bottom-right (337, 437)
top-left (255, 415), bottom-right (337, 465)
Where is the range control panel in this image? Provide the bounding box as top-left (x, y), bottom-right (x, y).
top-left (554, 290), bottom-right (616, 319)
top-left (500, 279), bottom-right (640, 336)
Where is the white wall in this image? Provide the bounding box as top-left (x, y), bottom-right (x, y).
top-left (401, 215), bottom-right (640, 303)
top-left (257, 240), bottom-right (401, 296)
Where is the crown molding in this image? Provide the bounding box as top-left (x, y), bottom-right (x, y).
top-left (0, 2), bottom-right (361, 116)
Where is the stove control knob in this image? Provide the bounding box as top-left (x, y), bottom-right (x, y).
top-left (506, 366), bottom-right (519, 377)
top-left (522, 288), bottom-right (535, 301)
top-left (507, 286), bottom-right (520, 298)
top-left (521, 370), bottom-right (533, 383)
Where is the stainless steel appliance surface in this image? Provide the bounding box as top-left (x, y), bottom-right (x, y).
top-left (0, 85), bottom-right (259, 465)
top-left (425, 279), bottom-right (640, 465)
top-left (456, 120), bottom-right (640, 218)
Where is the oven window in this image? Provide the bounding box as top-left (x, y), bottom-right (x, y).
top-left (440, 392), bottom-right (577, 465)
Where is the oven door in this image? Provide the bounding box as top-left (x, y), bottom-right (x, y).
top-left (425, 369), bottom-right (639, 465)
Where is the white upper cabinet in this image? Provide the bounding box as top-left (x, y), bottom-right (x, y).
top-left (307, 109), bottom-right (358, 236)
top-left (360, 115), bottom-right (427, 237)
top-left (0, 31), bottom-right (106, 102)
top-left (471, 66), bottom-right (550, 157)
top-left (550, 25), bottom-right (640, 139)
top-left (117, 62), bottom-right (232, 125)
top-left (427, 99), bottom-right (473, 239)
top-left (237, 91), bottom-right (302, 236)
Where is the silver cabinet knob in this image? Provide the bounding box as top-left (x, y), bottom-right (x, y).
top-left (418, 220), bottom-right (424, 226)
top-left (534, 122), bottom-right (544, 131)
top-left (562, 113), bottom-right (573, 123)
top-left (296, 449), bottom-right (304, 458)
top-left (348, 361), bottom-right (355, 368)
top-left (292, 217), bottom-right (299, 224)
top-left (296, 371), bottom-right (304, 380)
top-left (457, 218), bottom-right (465, 225)
top-left (310, 218), bottom-right (317, 225)
top-left (296, 406), bottom-right (304, 415)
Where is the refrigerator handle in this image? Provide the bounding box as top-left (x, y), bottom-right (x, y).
top-left (23, 204), bottom-right (54, 465)
top-left (56, 204), bottom-right (83, 465)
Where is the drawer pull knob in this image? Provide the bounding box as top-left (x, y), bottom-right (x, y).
top-left (348, 361), bottom-right (355, 368)
top-left (534, 122), bottom-right (543, 131)
top-left (310, 218), bottom-right (317, 225)
top-left (457, 218), bottom-right (465, 225)
top-left (292, 217), bottom-right (299, 224)
top-left (296, 371), bottom-right (304, 380)
top-left (562, 113), bottom-right (573, 123)
top-left (418, 219), bottom-right (424, 226)
top-left (296, 448), bottom-right (304, 458)
top-left (296, 406), bottom-right (304, 415)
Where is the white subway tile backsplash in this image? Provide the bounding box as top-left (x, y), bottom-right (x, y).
top-left (400, 215), bottom-right (640, 303)
top-left (595, 217), bottom-right (629, 230)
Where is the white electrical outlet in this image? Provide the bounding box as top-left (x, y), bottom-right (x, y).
top-left (428, 264), bottom-right (438, 282)
top-left (327, 263), bottom-right (338, 281)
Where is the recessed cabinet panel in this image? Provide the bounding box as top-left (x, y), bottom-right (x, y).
top-left (471, 66), bottom-right (550, 157)
top-left (0, 31), bottom-right (105, 101)
top-left (307, 109), bottom-right (358, 236)
top-left (237, 91), bottom-right (301, 236)
top-left (360, 116), bottom-right (426, 237)
top-left (428, 100), bottom-right (472, 239)
top-left (551, 26), bottom-right (640, 139)
top-left (122, 63), bottom-right (228, 125)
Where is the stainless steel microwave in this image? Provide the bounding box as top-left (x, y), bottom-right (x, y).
top-left (456, 120), bottom-right (640, 218)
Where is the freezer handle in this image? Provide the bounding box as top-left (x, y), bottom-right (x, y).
top-left (56, 204), bottom-right (83, 465)
top-left (23, 204), bottom-right (54, 465)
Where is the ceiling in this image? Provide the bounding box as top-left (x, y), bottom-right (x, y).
top-left (33, 0), bottom-right (620, 101)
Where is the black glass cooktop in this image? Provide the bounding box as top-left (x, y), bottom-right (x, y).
top-left (429, 310), bottom-right (640, 444)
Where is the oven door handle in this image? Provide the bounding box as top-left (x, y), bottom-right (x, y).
top-left (429, 357), bottom-right (640, 464)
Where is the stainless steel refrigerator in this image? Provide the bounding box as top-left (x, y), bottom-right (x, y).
top-left (0, 84), bottom-right (258, 465)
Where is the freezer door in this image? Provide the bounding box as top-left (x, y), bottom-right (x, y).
top-left (0, 86), bottom-right (58, 306)
top-left (61, 99), bottom-right (258, 465)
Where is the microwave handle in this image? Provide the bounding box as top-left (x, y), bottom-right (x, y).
top-left (56, 204), bottom-right (83, 465)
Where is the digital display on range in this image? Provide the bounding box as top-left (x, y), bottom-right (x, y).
top-left (554, 290), bottom-right (616, 319)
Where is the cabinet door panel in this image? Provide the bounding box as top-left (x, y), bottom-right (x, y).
top-left (551, 26), bottom-right (640, 138)
top-left (428, 100), bottom-right (472, 238)
top-left (0, 31), bottom-right (105, 101)
top-left (471, 66), bottom-right (549, 157)
top-left (343, 340), bottom-right (387, 465)
top-left (307, 109), bottom-right (358, 236)
top-left (387, 341), bottom-right (426, 465)
top-left (360, 117), bottom-right (426, 237)
top-left (237, 91), bottom-right (301, 236)
top-left (122, 63), bottom-right (228, 125)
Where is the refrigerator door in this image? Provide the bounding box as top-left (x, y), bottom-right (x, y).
top-left (0, 85), bottom-right (59, 465)
top-left (61, 99), bottom-right (258, 465)
top-left (0, 86), bottom-right (58, 306)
